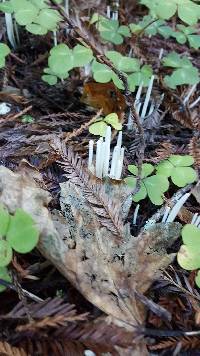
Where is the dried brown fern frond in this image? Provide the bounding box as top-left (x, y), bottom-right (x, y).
top-left (51, 137), bottom-right (127, 238)
top-left (188, 136), bottom-right (200, 168)
top-left (1, 297), bottom-right (87, 322)
top-left (149, 336), bottom-right (200, 351)
top-left (0, 341), bottom-right (27, 356)
top-left (146, 142), bottom-right (175, 163)
top-left (172, 105), bottom-right (195, 129)
top-left (1, 298), bottom-right (135, 354)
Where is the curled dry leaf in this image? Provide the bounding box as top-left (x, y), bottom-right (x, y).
top-left (0, 165), bottom-right (181, 355)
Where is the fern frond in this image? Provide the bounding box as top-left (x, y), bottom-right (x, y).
top-left (51, 137), bottom-right (124, 237)
top-left (188, 136), bottom-right (200, 168)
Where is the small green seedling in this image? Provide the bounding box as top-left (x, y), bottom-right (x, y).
top-left (21, 115), bottom-right (35, 123)
top-left (0, 0), bottom-right (63, 35)
top-left (162, 52), bottom-right (200, 88)
top-left (140, 0), bottom-right (200, 26)
top-left (97, 17), bottom-right (131, 45)
top-left (125, 163), bottom-right (169, 205)
top-left (0, 43), bottom-right (10, 68)
top-left (172, 25), bottom-right (200, 49)
top-left (156, 155), bottom-right (197, 187)
top-left (0, 204), bottom-right (39, 292)
top-left (177, 224), bottom-right (200, 287)
top-left (89, 113), bottom-right (122, 137)
top-left (42, 43), bottom-right (93, 84)
top-left (130, 15), bottom-right (173, 39)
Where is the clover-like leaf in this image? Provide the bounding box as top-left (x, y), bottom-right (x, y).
top-left (111, 72), bottom-right (125, 90)
top-left (156, 160), bottom-right (173, 177)
top-left (162, 51), bottom-right (184, 68)
top-left (158, 25), bottom-right (173, 39)
top-left (15, 3), bottom-right (38, 25)
top-left (118, 25), bottom-right (131, 37)
top-left (195, 270), bottom-right (200, 288)
top-left (48, 45), bottom-right (73, 78)
top-left (156, 0), bottom-right (177, 20)
top-left (171, 167), bottom-right (197, 187)
top-left (124, 176), bottom-right (137, 188)
top-left (172, 31), bottom-right (187, 44)
top-left (72, 45), bottom-right (93, 67)
top-left (106, 51), bottom-right (140, 73)
top-left (104, 113), bottom-right (122, 130)
top-left (0, 240), bottom-right (12, 267)
top-left (156, 155), bottom-right (197, 187)
top-left (0, 205), bottom-right (10, 237)
top-left (99, 19), bottom-right (124, 44)
top-left (26, 23), bottom-right (47, 35)
top-left (36, 8), bottom-right (61, 30)
top-left (0, 57), bottom-right (5, 69)
top-left (92, 60), bottom-right (113, 83)
top-left (42, 74), bottom-right (58, 85)
top-left (178, 1), bottom-right (200, 25)
top-left (177, 245), bottom-right (200, 270)
top-left (128, 163), bottom-right (154, 178)
top-left (128, 65), bottom-right (153, 90)
top-left (7, 208), bottom-right (39, 253)
top-left (132, 182), bottom-right (147, 202)
top-left (188, 35), bottom-right (200, 49)
top-left (0, 267), bottom-right (11, 292)
top-left (182, 224), bottom-right (200, 250)
top-left (0, 1), bottom-right (13, 13)
top-left (125, 163), bottom-right (168, 205)
top-left (140, 0), bottom-right (200, 25)
top-left (144, 175), bottom-right (169, 205)
top-left (89, 121), bottom-right (108, 137)
top-left (168, 155), bottom-right (194, 166)
top-left (164, 65), bottom-right (199, 88)
top-left (98, 18), bottom-right (129, 45)
top-left (0, 43), bottom-right (10, 57)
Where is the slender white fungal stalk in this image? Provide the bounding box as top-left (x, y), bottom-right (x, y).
top-left (162, 206), bottom-right (171, 223)
top-left (5, 13), bottom-right (17, 49)
top-left (127, 109), bottom-right (133, 131)
top-left (107, 5), bottom-right (111, 18)
top-left (103, 126), bottom-right (111, 176)
top-left (84, 63), bottom-right (92, 77)
top-left (96, 137), bottom-right (103, 178)
top-left (159, 48), bottom-right (164, 60)
top-left (136, 102), bottom-right (142, 115)
top-left (110, 145), bottom-right (119, 178)
top-left (166, 193), bottom-right (191, 223)
top-left (134, 82), bottom-right (144, 116)
top-left (88, 129), bottom-right (124, 180)
top-left (14, 20), bottom-right (20, 44)
top-left (135, 82), bottom-right (143, 105)
top-left (88, 140), bottom-right (94, 169)
top-left (133, 204), bottom-right (140, 225)
top-left (191, 212), bottom-right (198, 225)
top-left (141, 75), bottom-right (154, 120)
top-left (116, 130), bottom-right (122, 148)
top-left (53, 31), bottom-right (57, 46)
top-left (147, 102), bottom-right (154, 116)
top-left (128, 48), bottom-right (133, 57)
top-left (115, 147), bottom-right (124, 179)
top-left (183, 84), bottom-right (197, 105)
top-left (65, 0), bottom-right (69, 15)
top-left (189, 96), bottom-right (200, 109)
top-left (99, 142), bottom-right (106, 176)
top-left (194, 215), bottom-right (200, 227)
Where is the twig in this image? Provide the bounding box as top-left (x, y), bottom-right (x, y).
top-left (6, 105), bottom-right (32, 121)
top-left (64, 108), bottom-right (103, 142)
